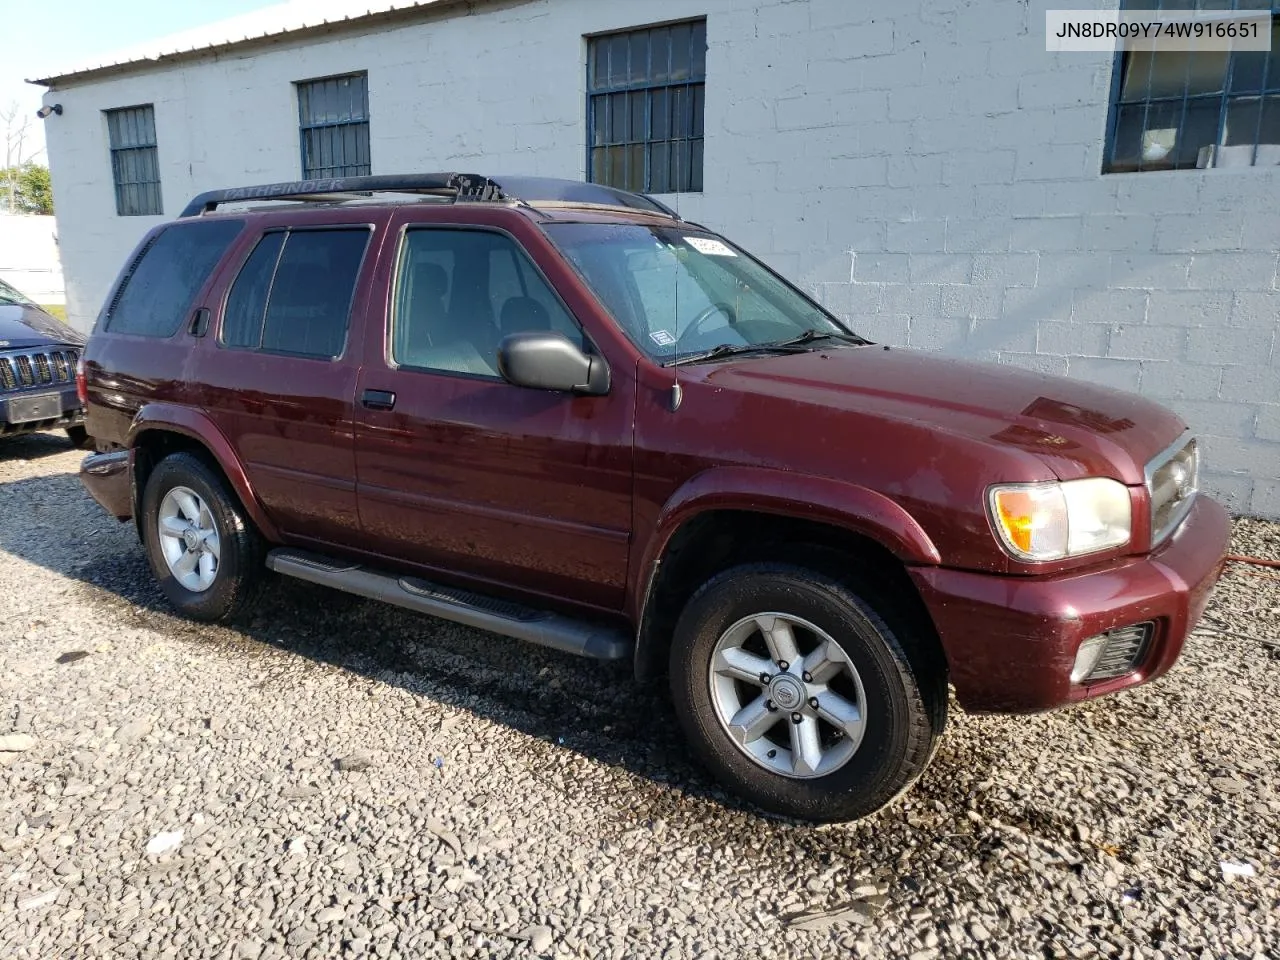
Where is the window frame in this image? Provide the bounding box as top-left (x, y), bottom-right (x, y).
top-left (584, 19), bottom-right (707, 194)
top-left (1103, 3), bottom-right (1280, 173)
top-left (386, 223), bottom-right (591, 383)
top-left (105, 104), bottom-right (163, 216)
top-left (296, 71), bottom-right (372, 180)
top-left (217, 223), bottom-right (374, 362)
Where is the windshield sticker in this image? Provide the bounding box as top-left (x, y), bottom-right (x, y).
top-left (685, 236), bottom-right (737, 257)
top-left (649, 329), bottom-right (677, 346)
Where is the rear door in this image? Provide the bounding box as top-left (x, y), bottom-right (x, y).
top-left (188, 212), bottom-right (385, 546)
top-left (352, 208), bottom-right (635, 612)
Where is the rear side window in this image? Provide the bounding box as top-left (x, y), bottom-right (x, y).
top-left (105, 219), bottom-right (243, 337)
top-left (220, 228), bottom-right (369, 359)
top-left (222, 232), bottom-right (285, 349)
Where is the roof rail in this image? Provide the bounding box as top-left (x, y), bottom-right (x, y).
top-left (179, 173), bottom-right (501, 218)
top-left (179, 173), bottom-right (680, 220)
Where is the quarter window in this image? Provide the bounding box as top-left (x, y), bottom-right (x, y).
top-left (1106, 2), bottom-right (1280, 172)
top-left (587, 20), bottom-right (707, 193)
top-left (105, 105), bottom-right (162, 216)
top-left (105, 220), bottom-right (243, 337)
top-left (392, 229), bottom-right (581, 378)
top-left (220, 228), bottom-right (369, 359)
top-left (297, 73), bottom-right (372, 179)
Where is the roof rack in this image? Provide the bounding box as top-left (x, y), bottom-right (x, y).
top-left (179, 173), bottom-right (681, 220)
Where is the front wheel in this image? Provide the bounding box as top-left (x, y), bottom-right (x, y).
top-left (669, 563), bottom-right (945, 822)
top-left (140, 452), bottom-right (264, 623)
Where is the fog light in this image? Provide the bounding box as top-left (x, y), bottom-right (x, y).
top-left (1071, 635), bottom-right (1108, 683)
top-left (1070, 622), bottom-right (1154, 684)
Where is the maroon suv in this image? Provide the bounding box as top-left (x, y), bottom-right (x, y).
top-left (79, 173), bottom-right (1228, 822)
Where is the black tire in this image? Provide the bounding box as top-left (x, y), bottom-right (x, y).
top-left (140, 452), bottom-right (264, 623)
top-left (669, 563), bottom-right (945, 823)
top-left (65, 425), bottom-right (92, 449)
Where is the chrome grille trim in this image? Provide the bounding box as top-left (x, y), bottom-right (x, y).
top-left (0, 348), bottom-right (79, 393)
top-left (1145, 431), bottom-right (1198, 547)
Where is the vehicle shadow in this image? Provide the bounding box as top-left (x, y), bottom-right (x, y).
top-left (0, 430), bottom-right (80, 462)
top-left (0, 468), bottom-right (1001, 839)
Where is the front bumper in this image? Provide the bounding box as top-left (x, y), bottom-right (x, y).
top-left (80, 449), bottom-right (134, 520)
top-left (911, 495), bottom-right (1230, 714)
top-left (1, 383), bottom-right (83, 436)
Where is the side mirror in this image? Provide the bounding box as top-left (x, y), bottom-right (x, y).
top-left (497, 332), bottom-right (610, 396)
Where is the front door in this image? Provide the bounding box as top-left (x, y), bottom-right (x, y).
top-left (353, 218), bottom-right (633, 612)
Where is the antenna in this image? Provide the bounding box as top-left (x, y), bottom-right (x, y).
top-left (669, 186), bottom-right (683, 412)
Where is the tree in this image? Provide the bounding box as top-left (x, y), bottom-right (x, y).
top-left (2, 101), bottom-right (45, 214)
top-left (10, 164), bottom-right (53, 214)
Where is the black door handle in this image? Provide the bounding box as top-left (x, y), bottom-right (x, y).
top-left (189, 307), bottom-right (211, 338)
top-left (362, 389), bottom-right (396, 411)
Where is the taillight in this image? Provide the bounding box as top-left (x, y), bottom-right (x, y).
top-left (75, 355), bottom-right (88, 406)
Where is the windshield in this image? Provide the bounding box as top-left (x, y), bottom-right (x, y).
top-left (542, 223), bottom-right (858, 363)
top-left (0, 278), bottom-right (36, 307)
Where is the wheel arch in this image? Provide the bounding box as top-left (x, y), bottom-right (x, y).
top-left (631, 468), bottom-right (944, 684)
top-left (128, 404), bottom-right (278, 543)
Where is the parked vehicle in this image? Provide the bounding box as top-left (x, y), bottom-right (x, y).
top-left (78, 174), bottom-right (1228, 822)
top-left (0, 278), bottom-right (87, 445)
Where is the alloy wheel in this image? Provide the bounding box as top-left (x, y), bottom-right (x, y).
top-left (708, 612), bottom-right (867, 779)
top-left (156, 485), bottom-right (221, 593)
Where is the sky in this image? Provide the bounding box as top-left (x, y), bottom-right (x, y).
top-left (3, 0), bottom-right (280, 163)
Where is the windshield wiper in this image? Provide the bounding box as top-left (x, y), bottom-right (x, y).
top-left (768, 328), bottom-right (868, 348)
top-left (665, 342), bottom-right (812, 367)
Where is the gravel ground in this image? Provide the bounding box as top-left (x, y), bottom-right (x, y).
top-left (0, 432), bottom-right (1277, 960)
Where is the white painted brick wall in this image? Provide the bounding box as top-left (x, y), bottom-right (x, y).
top-left (40, 0), bottom-right (1280, 515)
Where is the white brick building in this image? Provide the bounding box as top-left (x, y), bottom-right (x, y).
top-left (31, 0), bottom-right (1280, 515)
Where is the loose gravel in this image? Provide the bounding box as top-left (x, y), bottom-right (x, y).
top-left (1, 432), bottom-right (1277, 959)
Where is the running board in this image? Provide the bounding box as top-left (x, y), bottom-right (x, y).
top-left (265, 549), bottom-right (633, 661)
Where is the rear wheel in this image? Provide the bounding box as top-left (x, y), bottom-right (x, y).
top-left (669, 563), bottom-right (944, 822)
top-left (140, 452), bottom-right (264, 622)
top-left (65, 425), bottom-right (92, 449)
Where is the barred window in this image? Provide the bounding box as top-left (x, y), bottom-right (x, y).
top-left (1106, 1), bottom-right (1280, 172)
top-left (297, 73), bottom-right (371, 179)
top-left (587, 20), bottom-right (707, 193)
top-left (106, 105), bottom-right (162, 216)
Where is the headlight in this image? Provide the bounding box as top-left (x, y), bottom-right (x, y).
top-left (987, 477), bottom-right (1131, 562)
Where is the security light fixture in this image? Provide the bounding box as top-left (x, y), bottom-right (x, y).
top-left (36, 104), bottom-right (63, 119)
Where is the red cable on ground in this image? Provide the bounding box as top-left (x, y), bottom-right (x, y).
top-left (1226, 554), bottom-right (1280, 570)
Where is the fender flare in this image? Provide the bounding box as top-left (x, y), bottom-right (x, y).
top-left (628, 466), bottom-right (940, 673)
top-left (127, 403), bottom-right (280, 542)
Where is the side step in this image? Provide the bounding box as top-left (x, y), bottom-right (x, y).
top-left (266, 549), bottom-right (633, 661)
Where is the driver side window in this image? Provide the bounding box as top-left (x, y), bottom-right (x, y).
top-left (392, 229), bottom-right (581, 378)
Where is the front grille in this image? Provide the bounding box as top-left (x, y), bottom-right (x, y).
top-left (1085, 622), bottom-right (1153, 682)
top-left (0, 348), bottom-right (78, 393)
top-left (49, 351), bottom-right (72, 382)
top-left (1147, 435), bottom-right (1198, 545)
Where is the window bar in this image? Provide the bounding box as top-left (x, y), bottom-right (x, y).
top-left (1139, 48), bottom-right (1156, 170)
top-left (644, 29), bottom-right (653, 192)
top-left (1249, 17), bottom-right (1274, 165)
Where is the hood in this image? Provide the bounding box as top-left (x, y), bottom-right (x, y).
top-left (703, 346), bottom-right (1186, 484)
top-left (0, 304), bottom-right (86, 350)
